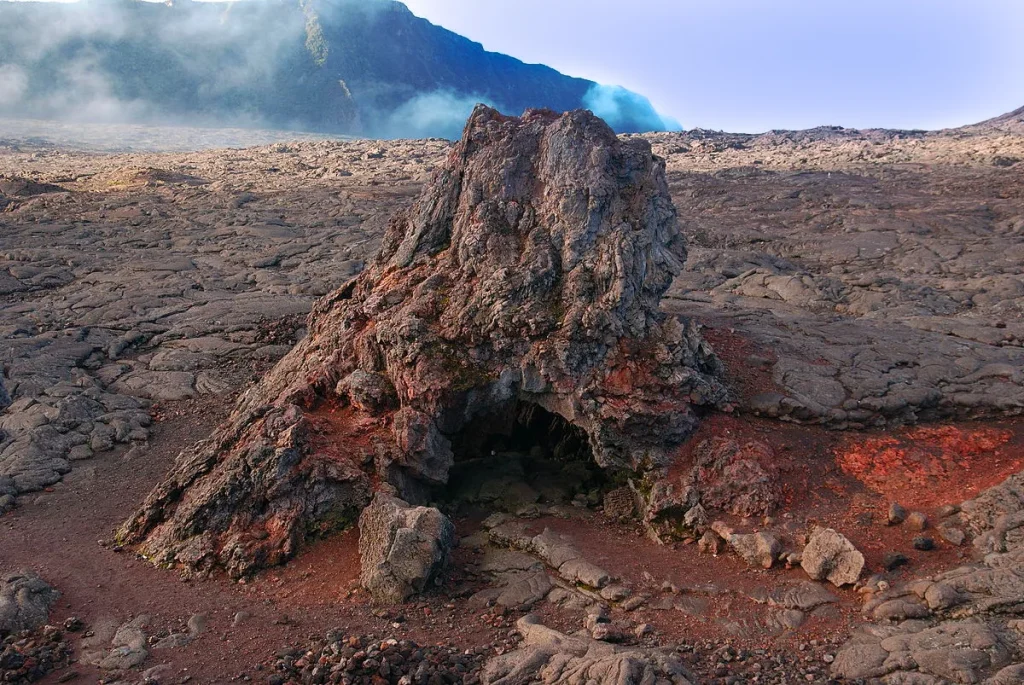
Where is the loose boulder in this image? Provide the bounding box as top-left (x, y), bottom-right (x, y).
top-left (358, 494), bottom-right (455, 603)
top-left (730, 531), bottom-right (781, 569)
top-left (801, 527), bottom-right (864, 586)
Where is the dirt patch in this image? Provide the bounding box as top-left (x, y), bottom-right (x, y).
top-left (700, 324), bottom-right (782, 403)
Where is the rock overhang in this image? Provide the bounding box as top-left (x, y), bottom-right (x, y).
top-left (118, 105), bottom-right (728, 578)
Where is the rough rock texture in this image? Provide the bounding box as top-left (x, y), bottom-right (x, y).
top-left (0, 571), bottom-right (58, 634)
top-left (483, 615), bottom-right (695, 685)
top-left (688, 437), bottom-right (779, 517)
top-left (79, 614), bottom-right (152, 672)
top-left (0, 132), bottom-right (446, 506)
top-left (800, 527), bottom-right (865, 587)
top-left (640, 437), bottom-right (778, 543)
top-left (117, 106), bottom-right (725, 578)
top-left (833, 620), bottom-right (1017, 682)
top-left (654, 125), bottom-right (1024, 430)
top-left (484, 526), bottom-right (616, 594)
top-left (729, 531), bottom-right (782, 569)
top-left (833, 471), bottom-right (1024, 682)
top-left (4, 111), bottom-right (1024, 512)
top-left (358, 494), bottom-right (455, 604)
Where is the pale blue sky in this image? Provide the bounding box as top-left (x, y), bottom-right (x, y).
top-left (402, 0), bottom-right (1024, 132)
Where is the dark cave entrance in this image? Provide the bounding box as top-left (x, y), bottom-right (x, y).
top-left (441, 401), bottom-right (609, 515)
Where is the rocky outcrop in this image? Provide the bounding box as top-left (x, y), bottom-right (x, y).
top-left (119, 106), bottom-right (726, 578)
top-left (688, 437), bottom-right (779, 517)
top-left (358, 494), bottom-right (454, 603)
top-left (640, 437), bottom-right (778, 543)
top-left (0, 571), bottom-right (58, 634)
top-left (483, 615), bottom-right (695, 685)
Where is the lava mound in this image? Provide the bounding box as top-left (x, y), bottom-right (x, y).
top-left (119, 106), bottom-right (727, 578)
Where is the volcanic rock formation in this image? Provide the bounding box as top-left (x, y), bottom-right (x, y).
top-left (118, 105), bottom-right (727, 578)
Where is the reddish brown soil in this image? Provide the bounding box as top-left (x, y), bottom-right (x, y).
top-left (834, 424), bottom-right (1023, 506)
top-left (670, 412), bottom-right (1024, 580)
top-left (1, 398), bottom-right (518, 684)
top-left (700, 324), bottom-right (782, 401)
top-left (5, 390), bottom-right (1024, 683)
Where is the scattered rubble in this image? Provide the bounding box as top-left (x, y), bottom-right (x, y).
top-left (0, 625), bottom-right (71, 684)
top-left (271, 632), bottom-right (488, 685)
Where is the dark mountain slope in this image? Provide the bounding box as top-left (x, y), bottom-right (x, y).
top-left (966, 105), bottom-right (1024, 134)
top-left (0, 0), bottom-right (677, 137)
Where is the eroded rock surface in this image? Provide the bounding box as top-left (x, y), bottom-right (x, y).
top-left (654, 126), bottom-right (1024, 428)
top-left (0, 570), bottom-right (58, 634)
top-left (0, 132), bottom-right (450, 506)
top-left (834, 471), bottom-right (1024, 681)
top-left (117, 106), bottom-right (725, 578)
top-left (483, 615), bottom-right (695, 685)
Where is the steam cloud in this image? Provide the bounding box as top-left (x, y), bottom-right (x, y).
top-left (0, 64), bottom-right (28, 103)
top-left (0, 1), bottom-right (682, 141)
top-left (584, 84), bottom-right (683, 133)
top-left (377, 91), bottom-right (493, 140)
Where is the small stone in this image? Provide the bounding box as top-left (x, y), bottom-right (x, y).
top-left (854, 512), bottom-right (873, 527)
top-left (882, 552), bottom-right (908, 571)
top-left (729, 531), bottom-right (781, 569)
top-left (710, 520), bottom-right (734, 539)
top-left (590, 623), bottom-right (625, 642)
top-left (481, 512), bottom-right (510, 530)
top-left (621, 595), bottom-right (647, 612)
top-left (913, 536), bottom-right (935, 551)
top-left (599, 584), bottom-right (631, 602)
top-left (698, 530), bottom-right (725, 556)
top-left (906, 512), bottom-right (929, 531)
top-left (887, 502), bottom-right (907, 525)
top-left (186, 613), bottom-right (207, 636)
top-left (935, 504), bottom-right (960, 518)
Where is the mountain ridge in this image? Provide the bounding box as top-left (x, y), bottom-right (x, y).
top-left (0, 0), bottom-right (678, 138)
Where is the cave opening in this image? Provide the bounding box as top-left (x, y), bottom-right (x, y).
top-left (440, 401), bottom-right (610, 516)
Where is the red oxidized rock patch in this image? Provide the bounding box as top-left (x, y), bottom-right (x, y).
top-left (835, 425), bottom-right (1018, 503)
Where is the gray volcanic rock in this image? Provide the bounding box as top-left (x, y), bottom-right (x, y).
top-left (483, 614), bottom-right (695, 685)
top-left (358, 494), bottom-right (454, 603)
top-left (118, 106), bottom-right (726, 578)
top-left (0, 570), bottom-right (59, 634)
top-left (801, 527), bottom-right (864, 587)
top-left (833, 470), bottom-right (1024, 682)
